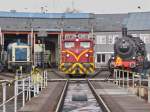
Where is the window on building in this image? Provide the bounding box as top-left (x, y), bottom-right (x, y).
top-left (96, 35), bottom-right (106, 44)
top-left (102, 54), bottom-right (105, 62)
top-left (140, 34), bottom-right (145, 42)
top-left (108, 35), bottom-right (113, 44)
top-left (97, 54), bottom-right (101, 63)
top-left (147, 54), bottom-right (150, 61)
top-left (107, 35), bottom-right (119, 44)
top-left (139, 34), bottom-right (150, 43)
top-left (96, 53), bottom-right (105, 63)
top-left (143, 34), bottom-right (150, 43)
top-left (113, 35), bottom-right (119, 43)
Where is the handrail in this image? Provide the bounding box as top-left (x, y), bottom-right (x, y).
top-left (0, 69), bottom-right (48, 112)
top-left (113, 68), bottom-right (150, 103)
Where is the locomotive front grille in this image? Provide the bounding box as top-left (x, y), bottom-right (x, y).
top-left (60, 63), bottom-right (94, 75)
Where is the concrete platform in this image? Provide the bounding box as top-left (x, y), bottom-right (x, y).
top-left (18, 81), bottom-right (65, 112)
top-left (0, 72), bottom-right (15, 80)
top-left (94, 82), bottom-right (150, 112)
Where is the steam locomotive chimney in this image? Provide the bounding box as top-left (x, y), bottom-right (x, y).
top-left (122, 27), bottom-right (127, 37)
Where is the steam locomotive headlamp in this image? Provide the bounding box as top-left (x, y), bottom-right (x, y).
top-left (85, 54), bottom-right (89, 57)
top-left (66, 54), bottom-right (70, 57)
top-left (76, 38), bottom-right (79, 42)
top-left (112, 57), bottom-right (115, 59)
top-left (132, 57), bottom-right (135, 59)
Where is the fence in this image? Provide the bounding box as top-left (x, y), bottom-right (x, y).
top-left (113, 69), bottom-right (150, 103)
top-left (0, 69), bottom-right (48, 112)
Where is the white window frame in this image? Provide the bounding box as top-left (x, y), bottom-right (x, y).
top-left (12, 46), bottom-right (30, 62)
top-left (107, 35), bottom-right (113, 44)
top-left (108, 34), bottom-right (119, 44)
top-left (96, 35), bottom-right (106, 44)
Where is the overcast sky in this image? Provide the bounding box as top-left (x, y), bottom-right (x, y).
top-left (0, 0), bottom-right (150, 14)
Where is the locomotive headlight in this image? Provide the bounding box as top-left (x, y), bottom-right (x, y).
top-left (85, 54), bottom-right (89, 57)
top-left (76, 38), bottom-right (79, 41)
top-left (66, 54), bottom-right (70, 57)
top-left (132, 57), bottom-right (135, 59)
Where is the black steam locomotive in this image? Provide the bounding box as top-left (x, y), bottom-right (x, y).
top-left (108, 28), bottom-right (149, 73)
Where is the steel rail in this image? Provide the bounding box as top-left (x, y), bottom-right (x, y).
top-left (48, 78), bottom-right (115, 82)
top-left (88, 80), bottom-right (111, 112)
top-left (55, 80), bottom-right (69, 112)
top-left (47, 79), bottom-right (67, 82)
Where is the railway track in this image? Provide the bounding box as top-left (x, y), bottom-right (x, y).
top-left (48, 68), bottom-right (111, 80)
top-left (55, 79), bottom-right (111, 112)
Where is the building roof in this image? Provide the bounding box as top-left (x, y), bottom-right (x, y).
top-left (2, 11), bottom-right (150, 32)
top-left (0, 11), bottom-right (95, 32)
top-left (95, 14), bottom-right (127, 32)
top-left (0, 11), bottom-right (93, 19)
top-left (123, 12), bottom-right (150, 31)
top-left (0, 17), bottom-right (92, 32)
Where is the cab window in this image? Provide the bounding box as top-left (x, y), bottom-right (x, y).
top-left (64, 42), bottom-right (75, 48)
top-left (80, 42), bottom-right (90, 48)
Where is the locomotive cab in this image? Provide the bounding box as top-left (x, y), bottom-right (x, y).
top-left (7, 41), bottom-right (32, 72)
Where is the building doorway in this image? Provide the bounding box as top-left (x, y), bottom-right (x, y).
top-left (35, 34), bottom-right (59, 68)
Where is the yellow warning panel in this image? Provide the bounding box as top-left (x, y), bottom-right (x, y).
top-left (115, 56), bottom-right (122, 66)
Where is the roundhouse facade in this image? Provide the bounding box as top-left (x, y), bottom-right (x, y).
top-left (0, 11), bottom-right (150, 68)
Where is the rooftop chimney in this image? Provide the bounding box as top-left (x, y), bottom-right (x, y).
top-left (10, 10), bottom-right (16, 13)
top-left (122, 27), bottom-right (127, 37)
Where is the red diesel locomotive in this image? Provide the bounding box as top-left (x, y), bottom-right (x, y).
top-left (60, 37), bottom-right (94, 76)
